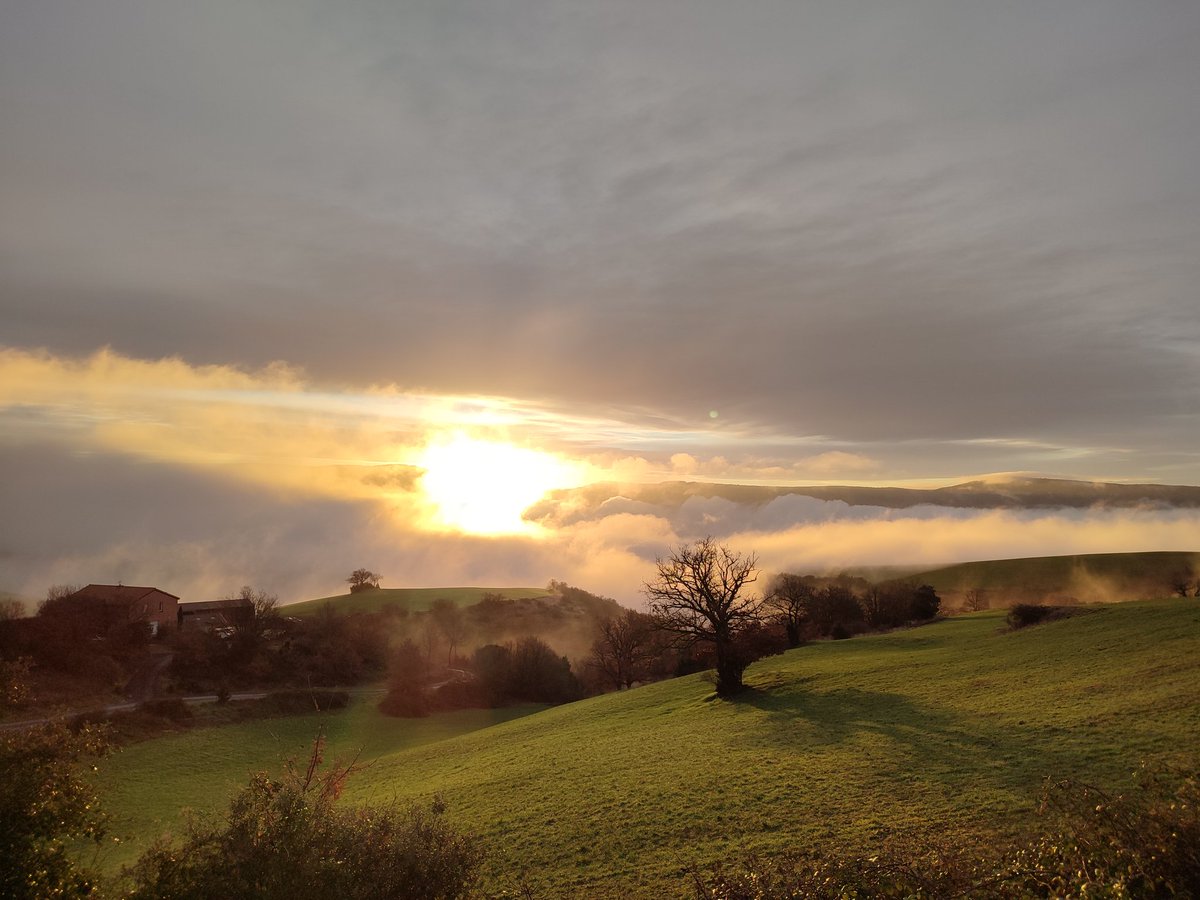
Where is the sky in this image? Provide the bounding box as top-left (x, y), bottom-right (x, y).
top-left (2, 1), bottom-right (1199, 605)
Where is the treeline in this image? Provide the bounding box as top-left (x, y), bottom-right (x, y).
top-left (764, 573), bottom-right (941, 643)
top-left (377, 584), bottom-right (626, 717)
top-left (378, 561), bottom-right (944, 716)
top-left (1, 587), bottom-right (161, 709)
top-left (0, 581), bottom-right (619, 715)
top-left (578, 570), bottom-right (942, 698)
top-left (169, 602), bottom-right (390, 692)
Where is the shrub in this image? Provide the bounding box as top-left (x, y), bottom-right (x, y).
top-left (1007, 603), bottom-right (1055, 629)
top-left (0, 723), bottom-right (110, 900)
top-left (1012, 762), bottom-right (1200, 897)
top-left (128, 734), bottom-right (482, 900)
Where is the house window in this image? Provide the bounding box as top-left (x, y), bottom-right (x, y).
top-left (159, 600), bottom-right (163, 612)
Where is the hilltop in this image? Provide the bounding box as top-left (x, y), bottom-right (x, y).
top-left (95, 597), bottom-right (1200, 897)
top-left (283, 585), bottom-right (552, 617)
top-left (903, 550), bottom-right (1200, 607)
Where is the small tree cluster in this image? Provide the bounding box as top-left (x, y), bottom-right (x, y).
top-left (380, 635), bottom-right (584, 717)
top-left (762, 573), bottom-right (942, 639)
top-left (346, 569), bottom-right (381, 593)
top-left (169, 602), bottom-right (388, 692)
top-left (587, 609), bottom-right (660, 690)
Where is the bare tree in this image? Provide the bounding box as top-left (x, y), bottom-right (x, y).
top-left (36, 584), bottom-right (81, 617)
top-left (346, 569), bottom-right (381, 592)
top-left (430, 598), bottom-right (469, 666)
top-left (858, 583), bottom-right (890, 630)
top-left (223, 586), bottom-right (279, 643)
top-left (1168, 570), bottom-right (1195, 599)
top-left (963, 588), bottom-right (989, 612)
top-left (588, 609), bottom-right (656, 690)
top-left (764, 573), bottom-right (816, 647)
top-left (643, 537), bottom-right (761, 696)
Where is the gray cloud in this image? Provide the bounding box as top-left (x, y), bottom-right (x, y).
top-left (2, 1), bottom-right (1200, 479)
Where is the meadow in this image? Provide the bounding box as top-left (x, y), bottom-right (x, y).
top-left (94, 598), bottom-right (1200, 896)
top-left (283, 585), bottom-right (551, 617)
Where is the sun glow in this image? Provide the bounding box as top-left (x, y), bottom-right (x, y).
top-left (415, 434), bottom-right (584, 535)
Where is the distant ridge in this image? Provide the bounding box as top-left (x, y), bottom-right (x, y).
top-left (527, 475), bottom-right (1200, 526)
top-left (283, 585), bottom-right (551, 616)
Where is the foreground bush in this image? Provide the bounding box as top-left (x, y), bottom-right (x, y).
top-left (0, 723), bottom-right (110, 900)
top-left (693, 761), bottom-right (1200, 898)
top-left (127, 735), bottom-right (481, 900)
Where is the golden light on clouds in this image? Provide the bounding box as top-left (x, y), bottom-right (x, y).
top-left (415, 433), bottom-right (587, 535)
top-left (0, 347), bottom-right (610, 536)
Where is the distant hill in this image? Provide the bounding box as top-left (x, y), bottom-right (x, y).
top-left (902, 550), bottom-right (1200, 607)
top-left (283, 586), bottom-right (552, 617)
top-left (527, 474), bottom-right (1200, 526)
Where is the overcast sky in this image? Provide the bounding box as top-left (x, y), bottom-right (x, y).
top-left (2, 2), bottom-right (1198, 601)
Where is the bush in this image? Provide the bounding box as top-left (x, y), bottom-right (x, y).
top-left (128, 734), bottom-right (482, 900)
top-left (1013, 762), bottom-right (1200, 897)
top-left (1007, 603), bottom-right (1055, 629)
top-left (0, 723), bottom-right (110, 900)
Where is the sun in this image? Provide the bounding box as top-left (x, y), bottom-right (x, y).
top-left (415, 434), bottom-right (582, 535)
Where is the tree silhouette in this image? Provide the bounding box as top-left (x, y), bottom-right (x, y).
top-left (346, 569), bottom-right (381, 592)
top-left (643, 537), bottom-right (761, 696)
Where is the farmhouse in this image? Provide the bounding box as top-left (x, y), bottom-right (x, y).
top-left (60, 584), bottom-right (180, 635)
top-left (177, 597), bottom-right (254, 632)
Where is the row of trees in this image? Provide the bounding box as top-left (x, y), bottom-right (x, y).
top-left (598, 538), bottom-right (942, 698)
top-left (381, 635), bottom-right (583, 717)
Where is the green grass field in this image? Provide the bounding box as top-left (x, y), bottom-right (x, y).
top-left (94, 598), bottom-right (1200, 896)
top-left (94, 701), bottom-right (546, 871)
top-left (282, 585), bottom-right (552, 617)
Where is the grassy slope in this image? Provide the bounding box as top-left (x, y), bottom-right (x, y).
top-left (95, 599), bottom-right (1200, 896)
top-left (907, 550), bottom-right (1200, 602)
top-left (95, 702), bottom-right (546, 871)
top-left (283, 586), bottom-right (552, 617)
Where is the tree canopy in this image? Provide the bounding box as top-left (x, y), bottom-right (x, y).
top-left (643, 537), bottom-right (762, 696)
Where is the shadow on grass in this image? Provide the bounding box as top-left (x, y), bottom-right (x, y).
top-left (728, 683), bottom-right (1099, 801)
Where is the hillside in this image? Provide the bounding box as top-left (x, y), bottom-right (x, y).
top-left (905, 550), bottom-right (1200, 607)
top-left (94, 597), bottom-right (1200, 896)
top-left (283, 585), bottom-right (552, 617)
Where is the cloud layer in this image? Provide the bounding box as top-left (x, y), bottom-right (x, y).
top-left (3, 350), bottom-right (1197, 607)
top-left (3, 4), bottom-right (1199, 602)
top-left (2, 2), bottom-right (1199, 481)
